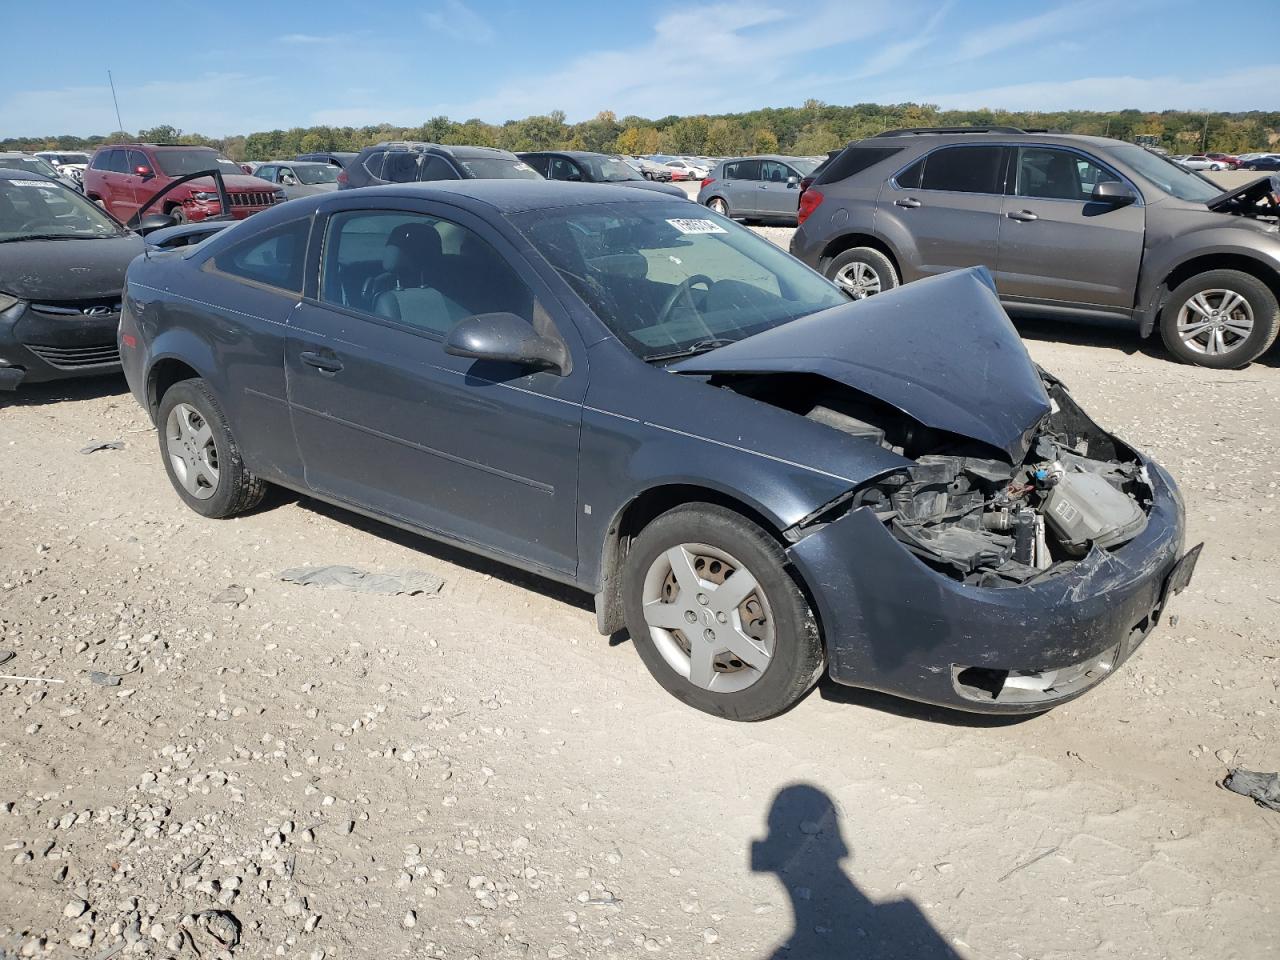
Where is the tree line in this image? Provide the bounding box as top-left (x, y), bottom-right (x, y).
top-left (6, 101), bottom-right (1277, 161)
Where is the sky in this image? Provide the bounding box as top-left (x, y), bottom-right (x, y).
top-left (1, 0), bottom-right (1277, 138)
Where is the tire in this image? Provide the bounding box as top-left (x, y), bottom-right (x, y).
top-left (156, 378), bottom-right (267, 518)
top-left (622, 503), bottom-right (823, 721)
top-left (823, 246), bottom-right (899, 300)
top-left (706, 196), bottom-right (730, 217)
top-left (167, 204), bottom-right (188, 225)
top-left (1159, 269), bottom-right (1279, 369)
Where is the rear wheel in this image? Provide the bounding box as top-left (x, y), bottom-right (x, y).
top-left (707, 196), bottom-right (729, 216)
top-left (157, 379), bottom-right (266, 518)
top-left (622, 504), bottom-right (823, 721)
top-left (1159, 269), bottom-right (1279, 368)
top-left (825, 247), bottom-right (899, 300)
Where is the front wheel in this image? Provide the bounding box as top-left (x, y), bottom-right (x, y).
top-left (824, 247), bottom-right (899, 300)
top-left (168, 204), bottom-right (188, 224)
top-left (1159, 269), bottom-right (1279, 368)
top-left (622, 504), bottom-right (823, 721)
top-left (157, 379), bottom-right (267, 518)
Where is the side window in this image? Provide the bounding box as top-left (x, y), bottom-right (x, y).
top-left (550, 157), bottom-right (583, 181)
top-left (418, 156), bottom-right (459, 182)
top-left (105, 150), bottom-right (130, 174)
top-left (521, 155), bottom-right (550, 177)
top-left (257, 166), bottom-right (276, 183)
top-left (1015, 147), bottom-right (1119, 201)
top-left (211, 216), bottom-right (311, 293)
top-left (895, 156), bottom-right (924, 188)
top-left (735, 159), bottom-right (762, 181)
top-left (723, 162), bottom-right (739, 179)
top-left (127, 151), bottom-right (151, 174)
top-left (362, 150), bottom-right (386, 180)
top-left (319, 210), bottom-right (535, 336)
top-left (381, 152), bottom-right (419, 183)
top-left (760, 161), bottom-right (789, 183)
top-left (90, 151), bottom-right (112, 171)
top-left (919, 146), bottom-right (1004, 194)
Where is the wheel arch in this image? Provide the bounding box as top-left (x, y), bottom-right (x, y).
top-left (819, 233), bottom-right (902, 277)
top-left (145, 351), bottom-right (212, 418)
top-left (1139, 250), bottom-right (1280, 337)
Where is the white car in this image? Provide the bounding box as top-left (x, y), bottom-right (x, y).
top-left (664, 159), bottom-right (708, 180)
top-left (1177, 155), bottom-right (1224, 171)
top-left (33, 151), bottom-right (90, 189)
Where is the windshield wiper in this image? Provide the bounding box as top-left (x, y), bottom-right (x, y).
top-left (644, 338), bottom-right (738, 364)
top-left (0, 233), bottom-right (99, 243)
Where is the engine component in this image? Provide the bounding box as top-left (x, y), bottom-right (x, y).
top-left (806, 404), bottom-right (886, 447)
top-left (1043, 471), bottom-right (1148, 555)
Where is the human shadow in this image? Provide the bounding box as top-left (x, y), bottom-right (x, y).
top-left (751, 784), bottom-right (961, 960)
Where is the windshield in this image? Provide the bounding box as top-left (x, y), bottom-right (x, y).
top-left (0, 177), bottom-right (127, 241)
top-left (582, 155), bottom-right (644, 182)
top-left (293, 164), bottom-right (338, 185)
top-left (1110, 144), bottom-right (1221, 203)
top-left (1, 156), bottom-right (61, 179)
top-left (457, 157), bottom-right (543, 180)
top-left (152, 149), bottom-right (239, 177)
top-left (789, 158), bottom-right (820, 176)
top-left (514, 201), bottom-right (847, 361)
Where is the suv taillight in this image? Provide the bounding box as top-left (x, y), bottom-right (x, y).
top-left (797, 188), bottom-right (824, 226)
top-left (337, 170), bottom-right (348, 186)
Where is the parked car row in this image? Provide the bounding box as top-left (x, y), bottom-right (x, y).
top-left (788, 126), bottom-right (1280, 368)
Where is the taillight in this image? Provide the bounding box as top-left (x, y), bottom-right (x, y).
top-left (701, 176), bottom-right (716, 190)
top-left (797, 188), bottom-right (824, 226)
top-left (337, 170), bottom-right (348, 186)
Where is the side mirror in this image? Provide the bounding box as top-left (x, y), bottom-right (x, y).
top-left (135, 212), bottom-right (177, 235)
top-left (1091, 180), bottom-right (1137, 205)
top-left (134, 165), bottom-right (154, 180)
top-left (787, 175), bottom-right (799, 188)
top-left (445, 312), bottom-right (568, 374)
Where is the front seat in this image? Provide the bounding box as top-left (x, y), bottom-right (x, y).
top-left (362, 222), bottom-right (443, 305)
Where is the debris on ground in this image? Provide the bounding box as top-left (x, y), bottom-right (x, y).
top-left (78, 441), bottom-right (125, 454)
top-left (88, 671), bottom-right (122, 687)
top-left (278, 564), bottom-right (445, 596)
top-left (0, 650), bottom-right (14, 667)
top-left (211, 584), bottom-right (249, 605)
top-left (1223, 769), bottom-right (1280, 811)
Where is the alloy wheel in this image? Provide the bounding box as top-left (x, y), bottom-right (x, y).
top-left (641, 543), bottom-right (775, 693)
top-left (834, 261), bottom-right (883, 299)
top-left (709, 198), bottom-right (727, 215)
top-left (1175, 288), bottom-right (1255, 357)
top-left (165, 402), bottom-right (220, 500)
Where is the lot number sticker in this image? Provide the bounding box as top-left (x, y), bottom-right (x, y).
top-left (667, 218), bottom-right (728, 235)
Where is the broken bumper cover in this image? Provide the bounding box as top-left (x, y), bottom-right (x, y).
top-left (0, 302), bottom-right (122, 388)
top-left (787, 458), bottom-right (1189, 714)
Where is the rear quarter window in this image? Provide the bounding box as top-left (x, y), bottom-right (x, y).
top-left (814, 146), bottom-right (903, 186)
top-left (209, 217), bottom-right (311, 293)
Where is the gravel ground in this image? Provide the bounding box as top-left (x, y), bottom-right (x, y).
top-left (2, 225), bottom-right (1279, 959)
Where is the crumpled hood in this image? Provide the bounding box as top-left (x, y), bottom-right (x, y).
top-left (0, 234), bottom-right (144, 301)
top-left (1205, 174), bottom-right (1279, 215)
top-left (673, 267), bottom-right (1051, 461)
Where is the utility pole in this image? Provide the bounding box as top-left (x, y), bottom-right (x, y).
top-left (1201, 116), bottom-right (1209, 151)
top-left (108, 70), bottom-right (125, 135)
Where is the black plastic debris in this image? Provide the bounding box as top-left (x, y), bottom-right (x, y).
top-left (79, 441), bottom-right (125, 454)
top-left (279, 565), bottom-right (444, 596)
top-left (1223, 768), bottom-right (1280, 812)
top-left (89, 672), bottom-right (122, 687)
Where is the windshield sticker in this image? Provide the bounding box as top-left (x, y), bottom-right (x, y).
top-left (666, 218), bottom-right (728, 235)
top-left (9, 179), bottom-right (59, 189)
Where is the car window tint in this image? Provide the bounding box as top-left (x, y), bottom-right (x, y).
top-left (90, 151), bottom-right (112, 171)
top-left (760, 161), bottom-right (790, 183)
top-left (211, 216), bottom-right (310, 293)
top-left (319, 210), bottom-right (535, 335)
top-left (818, 146), bottom-right (903, 186)
top-left (722, 162), bottom-right (739, 179)
top-left (418, 155), bottom-right (458, 181)
top-left (735, 159), bottom-right (761, 181)
top-left (256, 166), bottom-right (275, 182)
top-left (1015, 147), bottom-right (1120, 201)
top-left (919, 146), bottom-right (1004, 194)
top-left (550, 157), bottom-right (583, 181)
top-left (362, 151), bottom-right (385, 180)
top-left (381, 152), bottom-right (419, 183)
top-left (895, 156), bottom-right (924, 188)
top-left (105, 150), bottom-right (130, 174)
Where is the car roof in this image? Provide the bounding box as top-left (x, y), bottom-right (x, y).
top-left (363, 141), bottom-right (517, 159)
top-left (339, 179), bottom-right (674, 214)
top-left (859, 130), bottom-right (1135, 152)
top-left (521, 150), bottom-right (620, 160)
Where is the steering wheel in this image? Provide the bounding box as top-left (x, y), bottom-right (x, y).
top-left (656, 274), bottom-right (714, 326)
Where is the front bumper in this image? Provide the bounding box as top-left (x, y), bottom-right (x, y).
top-left (0, 300), bottom-right (122, 389)
top-left (787, 459), bottom-right (1191, 714)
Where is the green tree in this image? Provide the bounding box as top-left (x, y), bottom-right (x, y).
top-left (752, 128), bottom-right (779, 154)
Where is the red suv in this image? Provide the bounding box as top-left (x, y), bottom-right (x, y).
top-left (84, 144), bottom-right (284, 225)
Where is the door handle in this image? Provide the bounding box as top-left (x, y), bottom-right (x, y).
top-left (1006, 210), bottom-right (1039, 222)
top-left (300, 350), bottom-right (343, 374)
top-left (894, 197), bottom-right (921, 208)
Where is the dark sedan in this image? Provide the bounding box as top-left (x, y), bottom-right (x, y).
top-left (0, 169), bottom-right (144, 389)
top-left (517, 151), bottom-right (688, 198)
top-left (118, 181), bottom-right (1197, 720)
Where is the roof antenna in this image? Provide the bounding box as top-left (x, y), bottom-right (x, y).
top-left (107, 70), bottom-right (125, 136)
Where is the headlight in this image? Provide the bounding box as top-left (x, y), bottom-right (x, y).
top-left (273, 190), bottom-right (287, 202)
top-left (0, 292), bottom-right (21, 313)
top-left (191, 191), bottom-right (220, 202)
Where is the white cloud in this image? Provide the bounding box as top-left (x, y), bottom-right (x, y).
top-left (924, 65), bottom-right (1280, 112)
top-left (947, 0), bottom-right (1101, 63)
top-left (278, 33), bottom-right (341, 45)
top-left (850, 0), bottom-right (953, 79)
top-left (422, 0), bottom-right (496, 44)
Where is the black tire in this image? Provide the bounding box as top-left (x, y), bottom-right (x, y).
top-left (156, 378), bottom-right (267, 518)
top-left (823, 246), bottom-right (899, 300)
top-left (1159, 269), bottom-right (1279, 369)
top-left (706, 196), bottom-right (730, 217)
top-left (167, 204), bottom-right (188, 225)
top-left (622, 504), bottom-right (823, 721)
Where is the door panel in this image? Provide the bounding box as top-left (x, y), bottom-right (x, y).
top-left (757, 161), bottom-right (799, 218)
top-left (728, 159), bottom-right (761, 216)
top-left (284, 204), bottom-right (587, 575)
top-left (997, 147), bottom-right (1144, 309)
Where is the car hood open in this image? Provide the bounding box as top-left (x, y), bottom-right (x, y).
top-left (1206, 174), bottom-right (1280, 216)
top-left (672, 267), bottom-right (1051, 462)
top-left (0, 233), bottom-right (144, 301)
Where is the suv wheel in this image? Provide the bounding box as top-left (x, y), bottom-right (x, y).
top-left (157, 379), bottom-right (267, 518)
top-left (825, 247), bottom-right (899, 300)
top-left (622, 504), bottom-right (823, 721)
top-left (168, 204), bottom-right (188, 225)
top-left (1160, 269), bottom-right (1279, 368)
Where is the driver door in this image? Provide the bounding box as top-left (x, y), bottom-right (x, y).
top-left (284, 197), bottom-right (589, 576)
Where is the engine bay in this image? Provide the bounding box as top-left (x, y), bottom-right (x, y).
top-left (719, 372), bottom-right (1154, 587)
